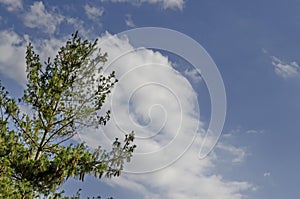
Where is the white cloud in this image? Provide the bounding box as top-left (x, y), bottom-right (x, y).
top-left (159, 0), bottom-right (185, 10)
top-left (246, 129), bottom-right (264, 134)
top-left (84, 4), bottom-right (104, 21)
top-left (263, 172), bottom-right (271, 177)
top-left (223, 128), bottom-right (265, 137)
top-left (0, 30), bottom-right (27, 85)
top-left (77, 32), bottom-right (254, 199)
top-left (102, 0), bottom-right (185, 10)
top-left (261, 48), bottom-right (268, 54)
top-left (217, 143), bottom-right (247, 163)
top-left (108, 143), bottom-right (253, 199)
top-left (22, 2), bottom-right (101, 36)
top-left (271, 56), bottom-right (300, 78)
top-left (65, 17), bottom-right (94, 39)
top-left (23, 1), bottom-right (64, 34)
top-left (0, 0), bottom-right (23, 11)
top-left (184, 68), bottom-right (202, 83)
top-left (125, 14), bottom-right (136, 28)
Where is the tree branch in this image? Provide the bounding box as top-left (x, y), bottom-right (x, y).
top-left (9, 114), bottom-right (38, 147)
top-left (42, 119), bottom-right (75, 147)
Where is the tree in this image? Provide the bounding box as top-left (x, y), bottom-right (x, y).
top-left (0, 32), bottom-right (136, 198)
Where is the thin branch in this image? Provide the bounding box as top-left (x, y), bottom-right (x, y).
top-left (44, 133), bottom-right (76, 151)
top-left (51, 114), bottom-right (76, 127)
top-left (43, 120), bottom-right (74, 147)
top-left (10, 114), bottom-right (38, 147)
top-left (0, 106), bottom-right (4, 121)
top-left (38, 111), bottom-right (47, 132)
top-left (34, 128), bottom-right (48, 160)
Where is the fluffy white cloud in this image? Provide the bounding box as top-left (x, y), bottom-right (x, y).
top-left (84, 4), bottom-right (104, 21)
top-left (0, 0), bottom-right (23, 11)
top-left (23, 1), bottom-right (64, 34)
top-left (107, 142), bottom-right (253, 199)
top-left (271, 56), bottom-right (299, 78)
top-left (77, 33), bottom-right (254, 199)
top-left (22, 2), bottom-right (101, 36)
top-left (102, 0), bottom-right (185, 10)
top-left (0, 30), bottom-right (27, 85)
top-left (125, 14), bottom-right (136, 28)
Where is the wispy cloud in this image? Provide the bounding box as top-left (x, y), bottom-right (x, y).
top-left (271, 56), bottom-right (299, 78)
top-left (84, 4), bottom-right (104, 21)
top-left (217, 143), bottom-right (247, 163)
top-left (0, 0), bottom-right (23, 11)
top-left (246, 129), bottom-right (264, 134)
top-left (223, 127), bottom-right (264, 137)
top-left (102, 0), bottom-right (185, 10)
top-left (125, 14), bottom-right (136, 28)
top-left (23, 1), bottom-right (64, 34)
top-left (184, 68), bottom-right (202, 83)
top-left (263, 172), bottom-right (271, 177)
top-left (66, 17), bottom-right (95, 39)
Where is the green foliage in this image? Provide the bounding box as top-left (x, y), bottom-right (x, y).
top-left (0, 32), bottom-right (136, 198)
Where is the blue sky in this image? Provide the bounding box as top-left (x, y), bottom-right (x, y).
top-left (1, 0), bottom-right (300, 198)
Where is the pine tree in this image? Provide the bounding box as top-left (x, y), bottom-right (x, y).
top-left (0, 32), bottom-right (136, 198)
